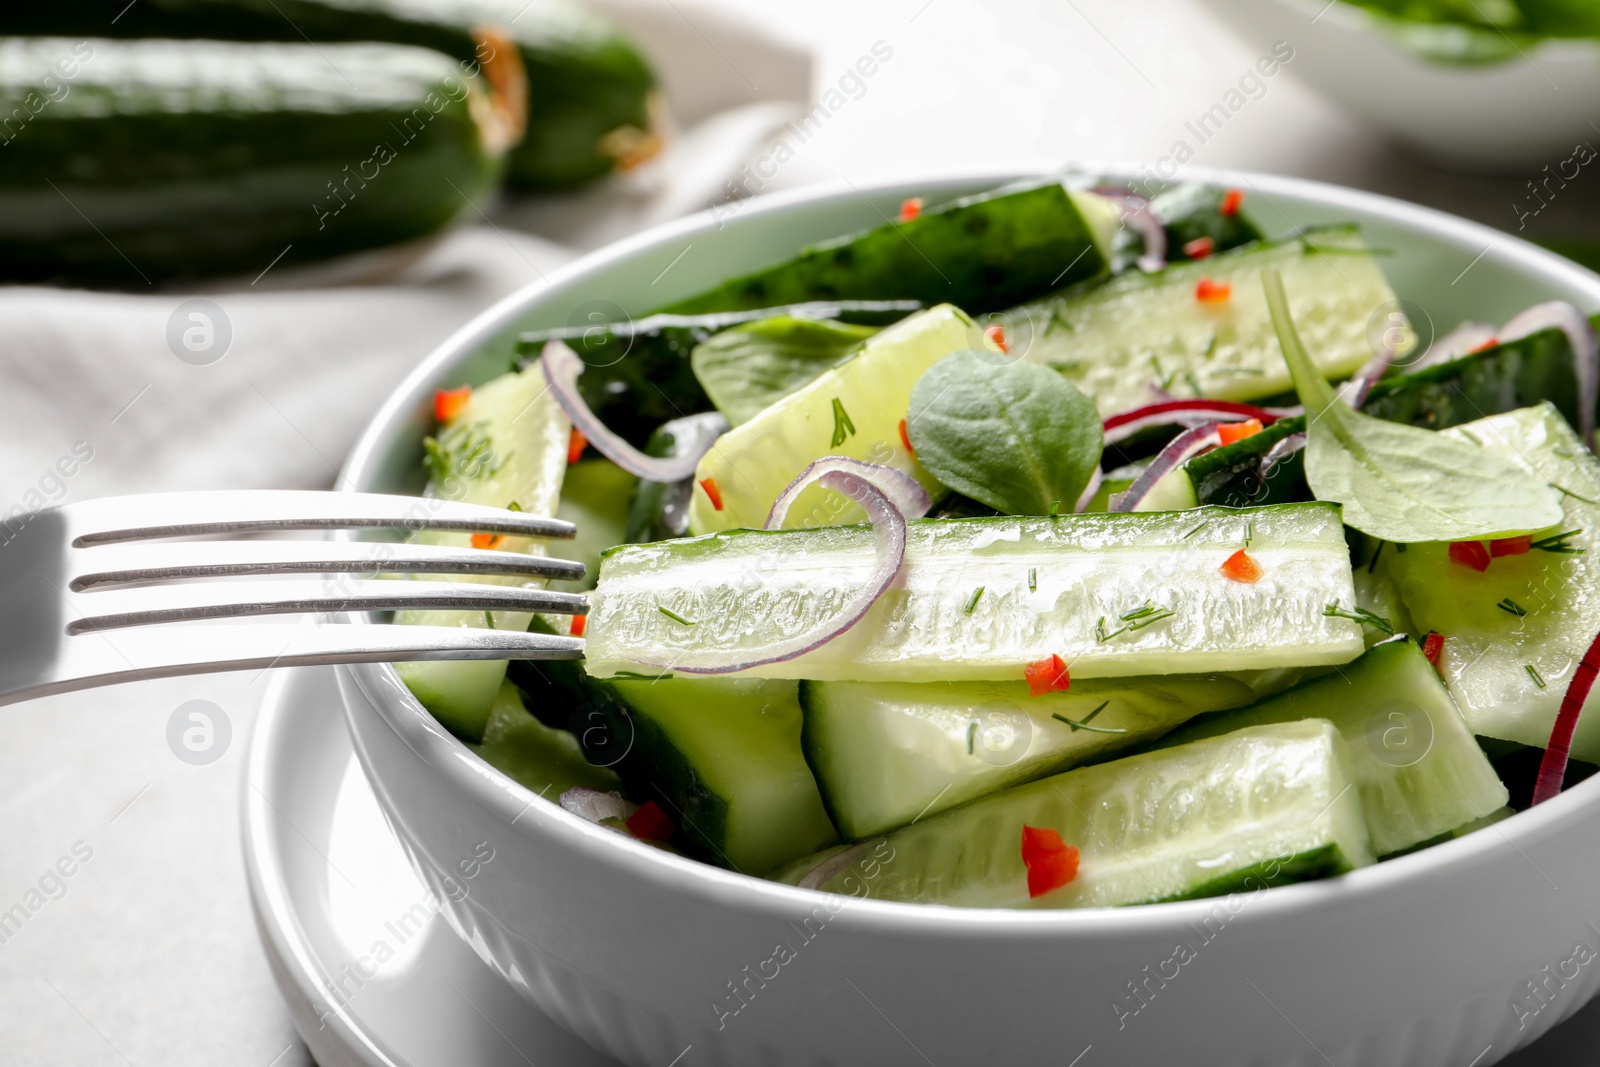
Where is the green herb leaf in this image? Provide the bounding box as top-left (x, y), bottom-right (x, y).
top-left (1263, 269), bottom-right (1564, 542)
top-left (906, 349), bottom-right (1103, 517)
top-left (689, 317), bottom-right (876, 426)
top-left (829, 397), bottom-right (856, 448)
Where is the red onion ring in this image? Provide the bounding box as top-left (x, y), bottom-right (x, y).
top-left (795, 840), bottom-right (884, 891)
top-left (1103, 399), bottom-right (1288, 446)
top-left (639, 467), bottom-right (910, 675)
top-left (1258, 432), bottom-right (1308, 479)
top-left (560, 787), bottom-right (637, 823)
top-left (766, 457), bottom-right (931, 530)
top-left (1074, 466), bottom-right (1104, 513)
top-left (1500, 302), bottom-right (1598, 449)
top-left (541, 339), bottom-right (721, 481)
top-left (1093, 185), bottom-right (1166, 273)
top-left (1410, 322), bottom-right (1497, 373)
top-left (1532, 626), bottom-right (1600, 805)
top-left (1110, 421), bottom-right (1220, 512)
top-left (1338, 342), bottom-right (1402, 411)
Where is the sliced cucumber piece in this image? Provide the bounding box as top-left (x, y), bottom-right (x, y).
top-left (587, 503), bottom-right (1364, 681)
top-left (792, 720), bottom-right (1372, 908)
top-left (1159, 639), bottom-right (1508, 855)
top-left (1000, 226), bottom-right (1397, 416)
top-left (1351, 563), bottom-right (1414, 648)
top-left (395, 363), bottom-right (571, 740)
top-left (801, 672), bottom-right (1264, 840)
top-left (594, 677), bottom-right (838, 874)
top-left (622, 412), bottom-right (730, 545)
top-left (474, 682), bottom-right (620, 800)
top-left (1376, 403), bottom-right (1600, 761)
top-left (687, 304), bottom-right (990, 534)
top-left (548, 458), bottom-right (636, 591)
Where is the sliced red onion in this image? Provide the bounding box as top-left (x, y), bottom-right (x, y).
top-left (795, 840), bottom-right (884, 891)
top-left (1110, 421), bottom-right (1220, 512)
top-left (560, 787), bottom-right (637, 823)
top-left (1103, 399), bottom-right (1288, 446)
top-left (1338, 342), bottom-right (1402, 411)
top-left (1093, 186), bottom-right (1166, 273)
top-left (1258, 432), bottom-right (1307, 479)
top-left (1074, 466), bottom-right (1104, 513)
top-left (541, 339), bottom-right (721, 481)
top-left (639, 467), bottom-right (909, 675)
top-left (766, 457), bottom-right (930, 530)
top-left (1410, 322), bottom-right (1497, 373)
top-left (1532, 626), bottom-right (1600, 805)
top-left (1500, 302), bottom-right (1598, 449)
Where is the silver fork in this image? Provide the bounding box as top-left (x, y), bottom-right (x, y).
top-left (0, 490), bottom-right (589, 707)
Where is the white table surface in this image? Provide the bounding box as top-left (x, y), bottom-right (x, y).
top-left (4, 1), bottom-right (1599, 1063)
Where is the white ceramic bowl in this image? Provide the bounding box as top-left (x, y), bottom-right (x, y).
top-left (1195, 0), bottom-right (1600, 170)
top-left (335, 167), bottom-right (1600, 1067)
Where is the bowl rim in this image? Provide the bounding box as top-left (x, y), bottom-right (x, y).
top-left (338, 163), bottom-right (1600, 936)
top-left (1252, 0), bottom-right (1597, 60)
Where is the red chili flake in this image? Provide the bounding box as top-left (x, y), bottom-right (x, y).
top-left (625, 801), bottom-right (675, 842)
top-left (1217, 418), bottom-right (1264, 447)
top-left (1470, 336), bottom-right (1499, 355)
top-left (898, 417), bottom-right (915, 455)
top-left (699, 477), bottom-right (724, 511)
top-left (1183, 236), bottom-right (1215, 259)
top-left (1219, 188), bottom-right (1244, 217)
top-left (898, 197), bottom-right (923, 222)
top-left (1021, 825), bottom-right (1080, 899)
top-left (1195, 277), bottom-right (1233, 304)
top-left (1490, 536), bottom-right (1532, 557)
top-left (1024, 654), bottom-right (1070, 697)
top-left (433, 385), bottom-right (472, 423)
top-left (569, 614), bottom-right (587, 638)
top-left (1533, 625), bottom-right (1600, 804)
top-left (985, 323), bottom-right (1009, 353)
top-left (567, 427), bottom-right (588, 464)
top-left (1448, 541), bottom-right (1491, 572)
top-left (1220, 549), bottom-right (1262, 583)
top-left (1421, 631), bottom-right (1446, 668)
top-left (470, 532), bottom-right (504, 550)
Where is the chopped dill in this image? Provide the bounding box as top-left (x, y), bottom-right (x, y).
top-left (657, 603), bottom-right (696, 627)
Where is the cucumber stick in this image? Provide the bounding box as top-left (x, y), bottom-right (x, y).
top-left (999, 227), bottom-right (1397, 416)
top-left (800, 672), bottom-right (1265, 840)
top-left (594, 677), bottom-right (838, 874)
top-left (0, 38), bottom-right (507, 283)
top-left (688, 305), bottom-right (990, 534)
top-left (586, 503), bottom-right (1364, 682)
top-left (1159, 640), bottom-right (1508, 856)
top-left (666, 183), bottom-right (1119, 316)
top-left (796, 720), bottom-right (1373, 908)
top-left (396, 363), bottom-right (571, 741)
top-left (547, 458), bottom-right (636, 591)
top-left (1376, 403), bottom-right (1600, 761)
top-left (473, 682), bottom-right (621, 799)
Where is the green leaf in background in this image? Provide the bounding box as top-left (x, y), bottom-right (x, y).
top-left (1263, 269), bottom-right (1564, 542)
top-left (906, 350), bottom-right (1103, 516)
top-left (690, 317), bottom-right (877, 426)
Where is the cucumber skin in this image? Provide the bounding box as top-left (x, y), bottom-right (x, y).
top-left (5, 0), bottom-right (657, 189)
top-left (0, 38), bottom-right (499, 283)
top-left (1185, 319), bottom-right (1598, 508)
top-left (665, 182), bottom-right (1111, 317)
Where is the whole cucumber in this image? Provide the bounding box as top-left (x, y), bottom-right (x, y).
top-left (0, 0), bottom-right (659, 189)
top-left (0, 37), bottom-right (511, 284)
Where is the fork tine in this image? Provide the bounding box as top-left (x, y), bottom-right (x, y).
top-left (65, 580), bottom-right (589, 634)
top-left (63, 491), bottom-right (576, 547)
top-left (14, 624), bottom-right (583, 707)
top-left (70, 540), bottom-right (585, 591)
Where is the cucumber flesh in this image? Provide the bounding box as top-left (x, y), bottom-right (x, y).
top-left (474, 682), bottom-right (621, 800)
top-left (547, 458), bottom-right (636, 591)
top-left (794, 720), bottom-right (1373, 908)
top-left (800, 672), bottom-right (1265, 840)
top-left (687, 304), bottom-right (990, 534)
top-left (586, 503), bottom-right (1364, 682)
top-left (395, 363), bottom-right (571, 741)
top-left (1000, 226), bottom-right (1397, 417)
top-left (1376, 403), bottom-right (1600, 761)
top-left (1159, 639), bottom-right (1508, 855)
top-left (592, 677), bottom-right (838, 874)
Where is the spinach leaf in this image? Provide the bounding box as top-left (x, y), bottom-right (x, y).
top-left (1263, 268), bottom-right (1564, 542)
top-left (690, 317), bottom-right (876, 426)
top-left (907, 350), bottom-right (1102, 516)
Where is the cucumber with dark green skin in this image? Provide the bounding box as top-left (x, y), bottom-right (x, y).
top-left (3, 0), bottom-right (657, 189)
top-left (663, 182), bottom-right (1116, 316)
top-left (622, 412), bottom-right (729, 544)
top-left (1108, 181), bottom-right (1263, 272)
top-left (0, 38), bottom-right (503, 284)
top-left (1186, 319), bottom-right (1599, 508)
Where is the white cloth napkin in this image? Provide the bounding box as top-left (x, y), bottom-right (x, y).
top-left (0, 1), bottom-right (810, 509)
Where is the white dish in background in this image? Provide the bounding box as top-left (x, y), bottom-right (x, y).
top-left (331, 167), bottom-right (1600, 1067)
top-left (1195, 0), bottom-right (1600, 171)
